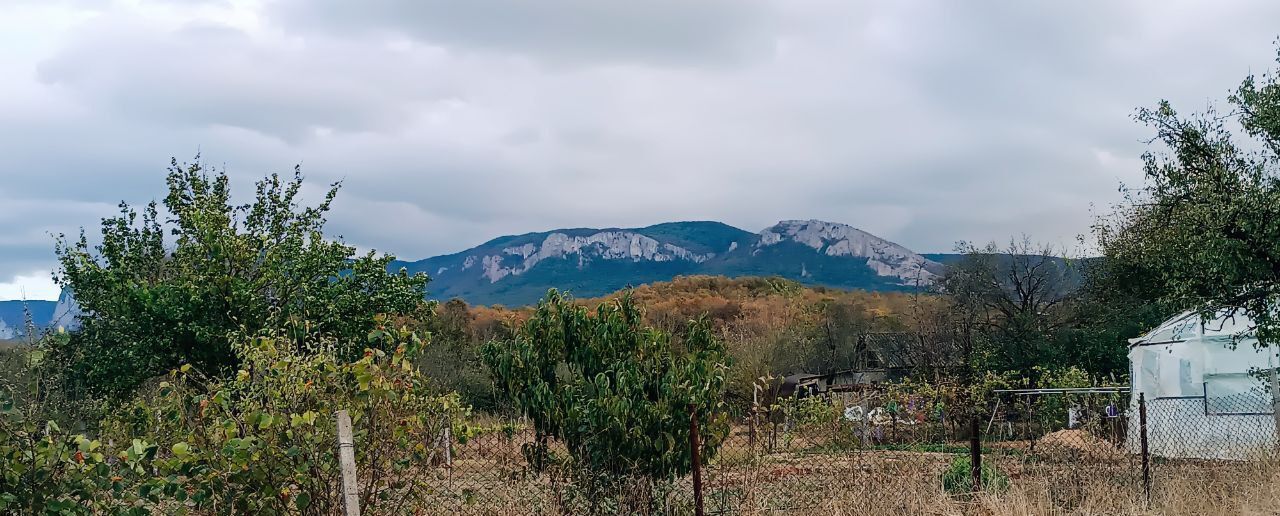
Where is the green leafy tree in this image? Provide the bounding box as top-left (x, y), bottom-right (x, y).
top-left (1057, 258), bottom-right (1164, 377)
top-left (52, 157), bottom-right (429, 398)
top-left (481, 290), bottom-right (730, 482)
top-left (1095, 44), bottom-right (1280, 345)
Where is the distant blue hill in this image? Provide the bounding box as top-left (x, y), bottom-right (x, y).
top-left (0, 300), bottom-right (57, 338)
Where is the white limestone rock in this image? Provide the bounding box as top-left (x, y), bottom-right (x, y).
top-left (466, 231), bottom-right (714, 284)
top-left (757, 219), bottom-right (940, 285)
top-left (50, 288), bottom-right (82, 331)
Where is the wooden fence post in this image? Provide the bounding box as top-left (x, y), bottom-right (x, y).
top-left (688, 404), bottom-right (705, 516)
top-left (749, 383), bottom-right (759, 455)
top-left (336, 410), bottom-right (361, 516)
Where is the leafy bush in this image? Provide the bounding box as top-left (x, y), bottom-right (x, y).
top-left (482, 290), bottom-right (730, 483)
top-left (941, 455), bottom-right (1008, 494)
top-left (1, 322), bottom-right (464, 514)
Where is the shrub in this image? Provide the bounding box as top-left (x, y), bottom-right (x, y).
top-left (941, 455), bottom-right (1009, 494)
top-left (482, 290), bottom-right (731, 483)
top-left (1, 320), bottom-right (464, 514)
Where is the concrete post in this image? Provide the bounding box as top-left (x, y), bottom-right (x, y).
top-left (336, 410), bottom-right (361, 516)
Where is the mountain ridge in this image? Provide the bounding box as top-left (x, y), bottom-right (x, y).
top-left (0, 220), bottom-right (947, 328)
top-left (392, 219), bottom-right (943, 306)
top-left (0, 300), bottom-right (57, 339)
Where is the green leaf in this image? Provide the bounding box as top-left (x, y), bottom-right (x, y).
top-left (295, 492), bottom-right (312, 510)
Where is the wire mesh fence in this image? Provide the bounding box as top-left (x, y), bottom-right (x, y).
top-left (354, 386), bottom-right (1280, 515)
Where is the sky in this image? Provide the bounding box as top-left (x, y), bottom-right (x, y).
top-left (2, 0), bottom-right (1280, 301)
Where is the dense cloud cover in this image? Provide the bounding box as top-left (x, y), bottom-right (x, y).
top-left (2, 0), bottom-right (1279, 299)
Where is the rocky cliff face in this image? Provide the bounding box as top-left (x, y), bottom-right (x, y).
top-left (50, 288), bottom-right (82, 331)
top-left (393, 219), bottom-right (942, 306)
top-left (463, 230), bottom-right (717, 284)
top-left (756, 220), bottom-right (941, 285)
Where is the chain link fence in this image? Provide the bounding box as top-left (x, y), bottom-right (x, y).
top-left (342, 386), bottom-right (1279, 515)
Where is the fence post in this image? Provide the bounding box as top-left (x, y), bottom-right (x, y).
top-left (749, 384), bottom-right (758, 455)
top-left (769, 406), bottom-right (778, 453)
top-left (1138, 393), bottom-right (1150, 505)
top-left (335, 410), bottom-right (361, 516)
top-left (1268, 367), bottom-right (1280, 449)
top-left (438, 423), bottom-right (453, 467)
top-left (688, 404), bottom-right (705, 516)
top-left (969, 413), bottom-right (982, 491)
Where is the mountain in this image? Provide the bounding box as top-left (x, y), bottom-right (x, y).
top-left (392, 219), bottom-right (944, 306)
top-left (50, 288), bottom-right (83, 331)
top-left (0, 300), bottom-right (58, 339)
top-left (921, 253), bottom-right (967, 266)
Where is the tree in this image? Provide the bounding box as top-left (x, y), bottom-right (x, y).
top-left (52, 157), bottom-right (429, 398)
top-left (940, 238), bottom-right (1080, 378)
top-left (480, 290), bottom-right (729, 484)
top-left (1064, 254), bottom-right (1165, 377)
top-left (413, 298), bottom-right (501, 410)
top-left (1096, 44), bottom-right (1280, 346)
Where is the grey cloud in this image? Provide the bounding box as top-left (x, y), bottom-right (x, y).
top-left (0, 195), bottom-right (117, 286)
top-left (3, 0), bottom-right (1280, 295)
top-left (35, 15), bottom-right (459, 142)
top-left (268, 0), bottom-right (777, 66)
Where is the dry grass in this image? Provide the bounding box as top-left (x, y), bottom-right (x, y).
top-left (395, 427), bottom-right (1279, 515)
top-left (809, 459), bottom-right (1280, 516)
top-left (397, 461), bottom-right (1278, 515)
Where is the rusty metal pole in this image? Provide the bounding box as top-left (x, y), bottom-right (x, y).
top-left (688, 404), bottom-right (705, 516)
top-left (1139, 393), bottom-right (1151, 504)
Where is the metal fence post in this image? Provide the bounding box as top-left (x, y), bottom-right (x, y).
top-left (1138, 393), bottom-right (1150, 505)
top-left (688, 404), bottom-right (705, 516)
top-left (335, 410), bottom-right (361, 516)
top-left (1268, 367), bottom-right (1280, 449)
top-left (969, 413), bottom-right (982, 491)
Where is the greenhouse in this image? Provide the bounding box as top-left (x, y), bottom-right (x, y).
top-left (1127, 310), bottom-right (1280, 459)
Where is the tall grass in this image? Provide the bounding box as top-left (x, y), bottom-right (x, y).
top-left (798, 459), bottom-right (1279, 516)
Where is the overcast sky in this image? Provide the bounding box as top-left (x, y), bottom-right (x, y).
top-left (2, 0), bottom-right (1279, 300)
